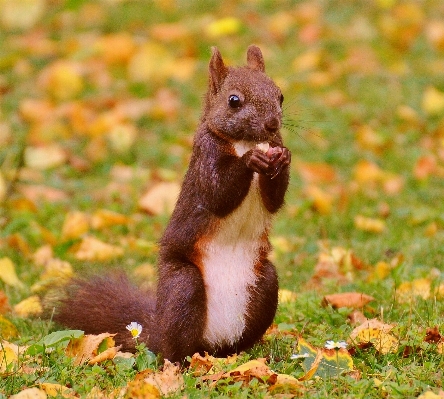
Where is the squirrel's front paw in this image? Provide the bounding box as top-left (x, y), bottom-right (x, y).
top-left (266, 147), bottom-right (291, 179)
top-left (245, 148), bottom-right (271, 174)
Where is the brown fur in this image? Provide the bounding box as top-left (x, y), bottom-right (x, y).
top-left (55, 45), bottom-right (291, 363)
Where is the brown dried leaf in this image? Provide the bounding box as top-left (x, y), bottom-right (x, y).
top-left (322, 292), bottom-right (375, 309)
top-left (424, 326), bottom-right (442, 344)
top-left (143, 360), bottom-right (184, 396)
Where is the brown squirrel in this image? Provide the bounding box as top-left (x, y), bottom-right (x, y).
top-left (55, 45), bottom-right (291, 363)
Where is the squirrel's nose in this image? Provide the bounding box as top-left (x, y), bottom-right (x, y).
top-left (264, 116), bottom-right (281, 132)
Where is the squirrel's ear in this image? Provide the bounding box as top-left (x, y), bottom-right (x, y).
top-left (209, 47), bottom-right (228, 94)
top-left (247, 45), bottom-right (265, 72)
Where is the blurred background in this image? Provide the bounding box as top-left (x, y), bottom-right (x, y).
top-left (1, 0), bottom-right (444, 292)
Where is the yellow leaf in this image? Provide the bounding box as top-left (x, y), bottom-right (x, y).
top-left (422, 86), bottom-right (444, 116)
top-left (305, 185), bottom-right (333, 214)
top-left (0, 340), bottom-right (20, 372)
top-left (40, 383), bottom-right (76, 399)
top-left (43, 61), bottom-right (84, 101)
top-left (125, 379), bottom-right (161, 399)
top-left (293, 49), bottom-right (322, 72)
top-left (0, 171), bottom-right (6, 202)
top-left (91, 209), bottom-right (130, 230)
top-left (396, 278), bottom-right (432, 303)
top-left (14, 295), bottom-right (43, 317)
top-left (94, 33), bottom-right (136, 65)
top-left (418, 391), bottom-right (444, 399)
top-left (127, 43), bottom-right (175, 84)
top-left (10, 387), bottom-right (47, 399)
top-left (138, 182), bottom-right (181, 216)
top-left (0, 315), bottom-right (19, 339)
top-left (24, 144), bottom-right (67, 170)
top-left (278, 289), bottom-right (297, 304)
top-left (107, 123), bottom-right (137, 153)
top-left (0, 257), bottom-right (24, 288)
top-left (354, 215), bottom-right (386, 233)
top-left (368, 261), bottom-right (392, 281)
top-left (206, 17), bottom-right (241, 38)
top-left (61, 211), bottom-right (90, 241)
top-left (349, 318), bottom-right (398, 354)
top-left (0, 0), bottom-right (46, 30)
top-left (74, 236), bottom-right (124, 261)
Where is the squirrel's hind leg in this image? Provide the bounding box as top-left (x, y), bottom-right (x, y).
top-left (154, 262), bottom-right (207, 363)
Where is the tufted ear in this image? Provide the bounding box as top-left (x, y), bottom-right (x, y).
top-left (246, 45), bottom-right (265, 72)
top-left (208, 47), bottom-right (228, 94)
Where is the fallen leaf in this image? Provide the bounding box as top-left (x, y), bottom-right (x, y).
top-left (0, 257), bottom-right (24, 288)
top-left (94, 33), bottom-right (136, 65)
top-left (124, 379), bottom-right (160, 399)
top-left (0, 0), bottom-right (46, 30)
top-left (414, 155), bottom-right (437, 180)
top-left (347, 310), bottom-right (368, 325)
top-left (74, 236), bottom-right (124, 261)
top-left (0, 171), bottom-right (6, 202)
top-left (305, 185), bottom-right (334, 214)
top-left (66, 333), bottom-right (117, 365)
top-left (297, 161), bottom-right (337, 184)
top-left (354, 215), bottom-right (386, 233)
top-left (422, 86), bottom-right (444, 116)
top-left (0, 315), bottom-right (19, 339)
top-left (143, 360), bottom-right (184, 396)
top-left (91, 209), bottom-right (130, 230)
top-left (418, 391), bottom-right (444, 399)
top-left (349, 318), bottom-right (398, 354)
top-left (322, 292), bottom-right (375, 309)
top-left (206, 17), bottom-right (241, 38)
top-left (424, 326), bottom-right (442, 344)
top-left (10, 387), bottom-right (47, 399)
top-left (0, 292), bottom-right (11, 314)
top-left (138, 182), bottom-right (181, 215)
top-left (14, 295), bottom-right (43, 317)
top-left (395, 278), bottom-right (432, 303)
top-left (296, 337), bottom-right (354, 379)
top-left (24, 145), bottom-right (67, 170)
top-left (107, 123), bottom-right (137, 153)
top-left (40, 60), bottom-right (84, 101)
top-left (89, 346), bottom-right (120, 365)
top-left (279, 289), bottom-right (297, 304)
top-left (39, 383), bottom-right (77, 399)
top-left (61, 211), bottom-right (90, 241)
top-left (190, 352), bottom-right (216, 376)
top-left (0, 340), bottom-right (22, 372)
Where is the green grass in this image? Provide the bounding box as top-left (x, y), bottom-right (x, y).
top-left (1, 0), bottom-right (444, 397)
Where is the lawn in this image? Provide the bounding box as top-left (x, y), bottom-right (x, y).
top-left (1, 0), bottom-right (444, 398)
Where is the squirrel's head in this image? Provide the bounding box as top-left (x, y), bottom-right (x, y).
top-left (203, 45), bottom-right (284, 145)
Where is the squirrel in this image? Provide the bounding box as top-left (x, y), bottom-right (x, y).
top-left (54, 45), bottom-right (291, 363)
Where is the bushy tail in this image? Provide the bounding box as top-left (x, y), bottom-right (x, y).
top-left (53, 273), bottom-right (155, 352)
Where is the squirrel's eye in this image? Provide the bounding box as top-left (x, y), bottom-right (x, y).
top-left (279, 94), bottom-right (284, 106)
top-left (228, 95), bottom-right (241, 108)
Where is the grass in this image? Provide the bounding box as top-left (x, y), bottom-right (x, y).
top-left (1, 0), bottom-right (444, 397)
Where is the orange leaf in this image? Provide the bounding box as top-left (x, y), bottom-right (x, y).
top-left (322, 292), bottom-right (375, 309)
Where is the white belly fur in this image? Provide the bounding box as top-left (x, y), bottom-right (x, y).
top-left (202, 173), bottom-right (271, 347)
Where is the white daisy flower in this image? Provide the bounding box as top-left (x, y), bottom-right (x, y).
top-left (324, 340), bottom-right (347, 350)
top-left (126, 321), bottom-right (143, 339)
